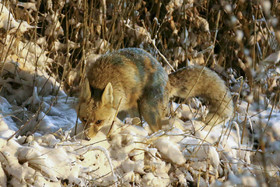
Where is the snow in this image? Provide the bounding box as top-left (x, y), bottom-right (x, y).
top-left (154, 137), bottom-right (186, 165)
top-left (0, 3), bottom-right (34, 33)
top-left (1, 60), bottom-right (280, 186)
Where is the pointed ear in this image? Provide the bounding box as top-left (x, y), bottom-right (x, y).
top-left (101, 82), bottom-right (113, 106)
top-left (80, 78), bottom-right (91, 101)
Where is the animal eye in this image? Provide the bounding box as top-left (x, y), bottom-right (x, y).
top-left (82, 118), bottom-right (88, 123)
top-left (95, 120), bottom-right (102, 125)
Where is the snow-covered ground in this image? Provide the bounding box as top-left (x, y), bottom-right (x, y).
top-left (1, 57), bottom-right (280, 186)
top-left (0, 2), bottom-right (280, 187)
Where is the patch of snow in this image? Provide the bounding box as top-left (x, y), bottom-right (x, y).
top-left (154, 137), bottom-right (186, 165)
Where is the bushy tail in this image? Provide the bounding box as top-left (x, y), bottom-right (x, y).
top-left (168, 66), bottom-right (234, 125)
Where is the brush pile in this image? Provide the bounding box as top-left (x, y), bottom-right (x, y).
top-left (0, 0), bottom-right (279, 186)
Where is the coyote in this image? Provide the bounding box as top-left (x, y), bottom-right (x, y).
top-left (78, 48), bottom-right (233, 139)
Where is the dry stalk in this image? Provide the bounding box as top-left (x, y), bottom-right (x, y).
top-left (76, 145), bottom-right (117, 186)
top-left (107, 97), bottom-right (122, 138)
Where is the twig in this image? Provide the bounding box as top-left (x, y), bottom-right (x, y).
top-left (125, 21), bottom-right (176, 72)
top-left (142, 20), bottom-right (176, 72)
top-left (7, 114), bottom-right (35, 141)
top-left (76, 145), bottom-right (117, 186)
top-left (107, 98), bottom-right (122, 137)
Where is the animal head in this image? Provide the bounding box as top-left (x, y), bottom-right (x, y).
top-left (77, 78), bottom-right (115, 139)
